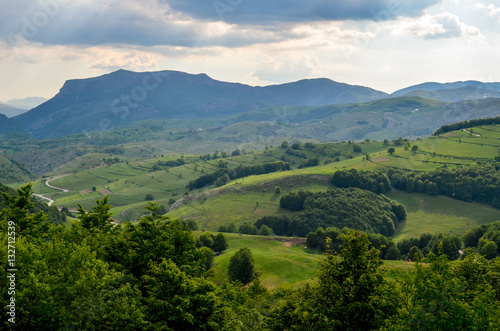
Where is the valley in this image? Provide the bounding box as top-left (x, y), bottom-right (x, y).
top-left (1, 71), bottom-right (500, 326)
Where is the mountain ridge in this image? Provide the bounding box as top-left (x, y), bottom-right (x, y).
top-left (12, 69), bottom-right (389, 139)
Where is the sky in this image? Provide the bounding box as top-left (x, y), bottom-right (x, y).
top-left (0, 0), bottom-right (499, 101)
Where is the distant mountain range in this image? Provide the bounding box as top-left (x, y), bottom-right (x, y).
top-left (1, 70), bottom-right (499, 140)
top-left (0, 97), bottom-right (47, 118)
top-left (0, 104), bottom-right (26, 118)
top-left (391, 80), bottom-right (500, 96)
top-left (3, 97), bottom-right (48, 110)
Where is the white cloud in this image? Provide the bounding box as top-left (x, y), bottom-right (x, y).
top-left (87, 50), bottom-right (160, 71)
top-left (391, 12), bottom-right (484, 41)
top-left (476, 3), bottom-right (500, 20)
top-left (251, 54), bottom-right (322, 83)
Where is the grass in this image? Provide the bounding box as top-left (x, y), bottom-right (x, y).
top-left (209, 233), bottom-right (321, 289)
top-left (387, 191), bottom-right (500, 241)
top-left (168, 178), bottom-right (333, 231)
top-left (208, 232), bottom-right (416, 289)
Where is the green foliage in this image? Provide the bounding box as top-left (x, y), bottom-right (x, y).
top-left (213, 233), bottom-right (229, 252)
top-left (215, 173), bottom-right (230, 187)
top-left (0, 235), bottom-right (146, 330)
top-left (228, 247), bottom-right (255, 284)
top-left (145, 193), bottom-right (155, 201)
top-left (388, 147), bottom-right (395, 155)
top-left (270, 230), bottom-right (397, 330)
top-left (239, 222), bottom-right (258, 235)
top-left (388, 163), bottom-right (500, 208)
top-left (77, 196), bottom-right (113, 231)
top-left (258, 225), bottom-right (274, 236)
top-left (434, 116), bottom-right (500, 135)
top-left (297, 157), bottom-right (320, 169)
top-left (384, 252), bottom-right (500, 330)
top-left (188, 161), bottom-right (291, 190)
top-left (331, 168), bottom-right (391, 194)
top-left (142, 259), bottom-right (236, 330)
top-left (0, 183), bottom-right (50, 237)
top-left (259, 188), bottom-right (406, 236)
top-left (198, 232), bottom-right (229, 253)
top-left (274, 186), bottom-right (281, 194)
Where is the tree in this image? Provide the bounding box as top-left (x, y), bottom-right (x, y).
top-left (143, 259), bottom-right (235, 329)
top-left (77, 196), bottom-right (113, 231)
top-left (213, 233), bottom-right (229, 252)
top-left (388, 147), bottom-right (395, 155)
top-left (0, 183), bottom-right (50, 238)
top-left (239, 222), bottom-right (258, 235)
top-left (274, 186), bottom-right (282, 195)
top-left (385, 245), bottom-right (401, 260)
top-left (479, 240), bottom-right (498, 259)
top-left (199, 232), bottom-right (214, 249)
top-left (315, 231), bottom-right (396, 330)
top-left (145, 193), bottom-right (155, 201)
top-left (259, 225), bottom-right (274, 236)
top-left (411, 145), bottom-right (419, 153)
top-left (215, 174), bottom-right (230, 187)
top-left (231, 149), bottom-right (241, 156)
top-left (228, 247), bottom-right (255, 284)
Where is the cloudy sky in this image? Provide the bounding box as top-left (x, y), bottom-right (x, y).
top-left (1, 0), bottom-right (499, 101)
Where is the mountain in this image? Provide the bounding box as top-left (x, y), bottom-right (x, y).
top-left (14, 69), bottom-right (388, 139)
top-left (4, 97), bottom-right (48, 110)
top-left (391, 80), bottom-right (500, 97)
top-left (399, 86), bottom-right (500, 102)
top-left (0, 103), bottom-right (27, 118)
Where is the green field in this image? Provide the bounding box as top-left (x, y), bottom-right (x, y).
top-left (387, 191), bottom-right (500, 241)
top-left (208, 232), bottom-right (416, 289)
top-left (15, 124), bottom-right (500, 236)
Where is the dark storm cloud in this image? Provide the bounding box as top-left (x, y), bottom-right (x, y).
top-left (165, 0), bottom-right (442, 23)
top-left (0, 0), bottom-right (441, 47)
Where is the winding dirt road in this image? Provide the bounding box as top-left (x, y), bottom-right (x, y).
top-left (45, 175), bottom-right (70, 192)
top-left (33, 175), bottom-right (70, 207)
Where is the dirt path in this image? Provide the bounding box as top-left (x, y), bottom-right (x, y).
top-left (33, 193), bottom-right (55, 207)
top-left (46, 175), bottom-right (70, 192)
top-left (462, 129), bottom-right (481, 137)
top-left (32, 174), bottom-right (71, 207)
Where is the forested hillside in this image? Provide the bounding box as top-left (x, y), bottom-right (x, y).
top-left (2, 186), bottom-right (500, 330)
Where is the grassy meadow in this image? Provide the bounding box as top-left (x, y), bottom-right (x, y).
top-left (207, 232), bottom-right (416, 289)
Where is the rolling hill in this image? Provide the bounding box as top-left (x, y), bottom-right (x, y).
top-left (399, 86), bottom-right (500, 102)
top-left (391, 80), bottom-right (500, 96)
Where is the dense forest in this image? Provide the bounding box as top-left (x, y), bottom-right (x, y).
top-left (2, 186), bottom-right (500, 330)
top-left (255, 188), bottom-right (406, 237)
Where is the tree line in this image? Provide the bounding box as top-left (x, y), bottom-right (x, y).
top-left (331, 168), bottom-right (391, 194)
top-left (387, 162), bottom-right (500, 208)
top-left (188, 161), bottom-right (291, 190)
top-left (433, 116), bottom-right (500, 135)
